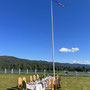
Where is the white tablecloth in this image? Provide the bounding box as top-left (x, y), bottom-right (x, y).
top-left (27, 76), bottom-right (52, 90)
top-left (27, 84), bottom-right (43, 90)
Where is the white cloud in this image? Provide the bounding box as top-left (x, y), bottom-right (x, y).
top-left (72, 60), bottom-right (90, 65)
top-left (83, 61), bottom-right (90, 65)
top-left (59, 48), bottom-right (79, 53)
top-left (72, 60), bottom-right (80, 64)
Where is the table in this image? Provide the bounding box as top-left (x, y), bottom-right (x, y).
top-left (27, 76), bottom-right (52, 90)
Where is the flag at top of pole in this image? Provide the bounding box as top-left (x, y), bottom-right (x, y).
top-left (54, 0), bottom-right (64, 7)
top-left (51, 0), bottom-right (64, 78)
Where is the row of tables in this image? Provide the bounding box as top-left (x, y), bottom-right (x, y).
top-left (27, 76), bottom-right (52, 90)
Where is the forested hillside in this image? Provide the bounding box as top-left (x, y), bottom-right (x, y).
top-left (0, 56), bottom-right (90, 71)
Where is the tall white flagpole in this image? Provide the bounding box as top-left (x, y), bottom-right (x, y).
top-left (51, 0), bottom-right (55, 77)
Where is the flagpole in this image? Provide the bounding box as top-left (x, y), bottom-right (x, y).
top-left (51, 0), bottom-right (55, 77)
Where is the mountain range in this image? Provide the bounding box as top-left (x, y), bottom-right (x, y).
top-left (0, 56), bottom-right (90, 68)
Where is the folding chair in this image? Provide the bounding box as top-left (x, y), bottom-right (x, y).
top-left (51, 77), bottom-right (55, 90)
top-left (45, 78), bottom-right (51, 90)
top-left (36, 74), bottom-right (39, 80)
top-left (57, 76), bottom-right (61, 89)
top-left (22, 77), bottom-right (26, 82)
top-left (33, 75), bottom-right (36, 81)
top-left (54, 75), bottom-right (59, 89)
top-left (30, 75), bottom-right (33, 82)
top-left (56, 75), bottom-right (59, 80)
top-left (18, 77), bottom-right (22, 88)
top-left (45, 77), bottom-right (55, 90)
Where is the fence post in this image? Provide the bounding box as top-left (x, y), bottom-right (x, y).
top-left (11, 69), bottom-right (13, 74)
top-left (44, 69), bottom-right (46, 75)
top-left (19, 69), bottom-right (21, 74)
top-left (35, 69), bottom-right (37, 74)
top-left (27, 69), bottom-right (28, 74)
top-left (5, 69), bottom-right (7, 74)
top-left (75, 71), bottom-right (77, 76)
top-left (64, 71), bottom-right (66, 75)
top-left (88, 71), bottom-right (90, 76)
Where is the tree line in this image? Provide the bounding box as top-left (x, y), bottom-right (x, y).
top-left (0, 56), bottom-right (90, 72)
top-left (0, 63), bottom-right (90, 72)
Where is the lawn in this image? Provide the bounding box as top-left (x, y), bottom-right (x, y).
top-left (61, 76), bottom-right (90, 90)
top-left (0, 74), bottom-right (90, 90)
top-left (0, 74), bottom-right (30, 90)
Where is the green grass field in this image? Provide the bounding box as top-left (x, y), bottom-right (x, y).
top-left (61, 76), bottom-right (90, 90)
top-left (0, 74), bottom-right (90, 90)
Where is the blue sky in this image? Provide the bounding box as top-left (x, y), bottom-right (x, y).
top-left (0, 0), bottom-right (90, 64)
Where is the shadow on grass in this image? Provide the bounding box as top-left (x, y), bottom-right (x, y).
top-left (7, 86), bottom-right (18, 90)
